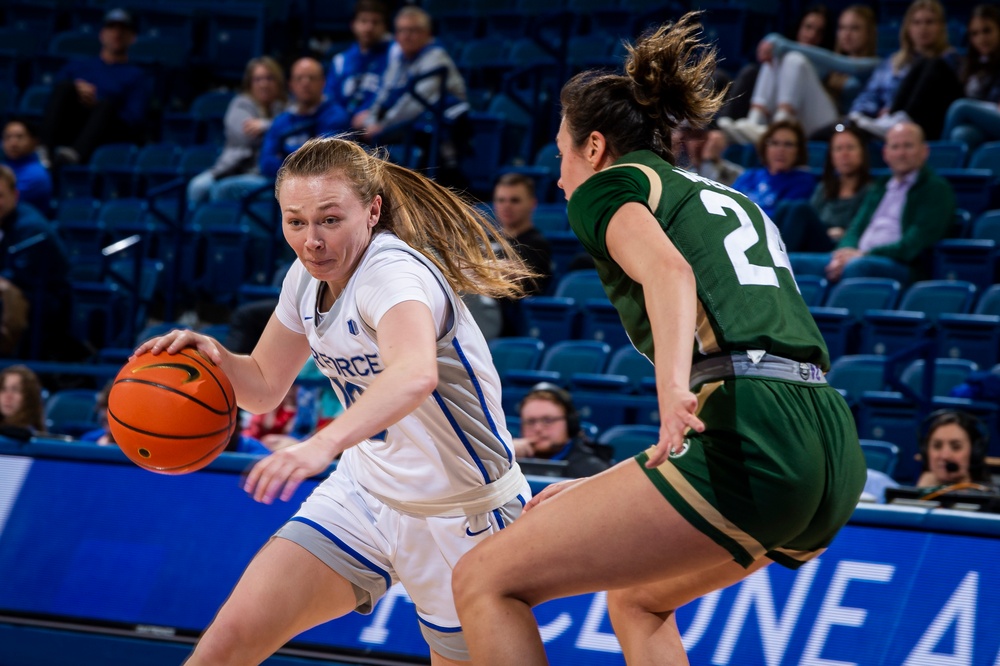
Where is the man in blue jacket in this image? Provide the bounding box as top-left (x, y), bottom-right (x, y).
top-left (41, 8), bottom-right (149, 166)
top-left (325, 0), bottom-right (392, 124)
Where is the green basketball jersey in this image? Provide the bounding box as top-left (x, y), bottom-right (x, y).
top-left (567, 150), bottom-right (830, 370)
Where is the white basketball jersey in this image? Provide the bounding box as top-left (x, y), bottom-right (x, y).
top-left (276, 232), bottom-right (514, 502)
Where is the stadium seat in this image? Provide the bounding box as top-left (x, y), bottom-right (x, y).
top-left (49, 30), bottom-right (100, 59)
top-left (969, 140), bottom-right (1000, 170)
top-left (532, 203), bottom-right (568, 235)
top-left (605, 345), bottom-right (654, 393)
top-left (900, 358), bottom-right (978, 399)
top-left (936, 284), bottom-right (1000, 367)
top-left (809, 278), bottom-right (902, 359)
top-left (854, 391), bottom-right (921, 482)
top-left (926, 141), bottom-right (969, 169)
top-left (859, 439), bottom-right (900, 477)
top-left (520, 270), bottom-right (606, 344)
top-left (825, 355), bottom-right (889, 404)
top-left (796, 274), bottom-right (828, 307)
top-left (504, 340), bottom-right (611, 389)
top-left (44, 389), bottom-right (99, 438)
top-left (488, 337), bottom-right (545, 379)
top-left (973, 209), bottom-right (1000, 243)
top-left (938, 169), bottom-right (993, 216)
top-left (859, 280), bottom-right (977, 356)
top-left (597, 424), bottom-right (660, 462)
top-left (932, 239), bottom-right (996, 291)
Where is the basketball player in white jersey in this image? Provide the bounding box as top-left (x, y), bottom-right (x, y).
top-left (136, 136), bottom-right (537, 665)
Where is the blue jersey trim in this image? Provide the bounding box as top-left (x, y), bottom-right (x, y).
top-left (433, 390), bottom-right (490, 483)
top-left (451, 338), bottom-right (512, 465)
top-left (492, 508), bottom-right (506, 530)
top-left (417, 615), bottom-right (463, 633)
top-left (288, 516), bottom-right (391, 590)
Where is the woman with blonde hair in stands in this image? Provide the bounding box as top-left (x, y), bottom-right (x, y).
top-left (847, 0), bottom-right (962, 140)
top-left (137, 135), bottom-right (537, 665)
top-left (718, 4), bottom-right (879, 144)
top-left (187, 55), bottom-right (287, 207)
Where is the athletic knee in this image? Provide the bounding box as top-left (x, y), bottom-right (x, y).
top-left (607, 587), bottom-right (677, 621)
top-left (452, 551), bottom-right (485, 613)
top-left (189, 617), bottom-right (255, 666)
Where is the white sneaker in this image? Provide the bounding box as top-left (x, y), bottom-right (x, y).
top-left (733, 118), bottom-right (767, 146)
top-left (716, 117), bottom-right (746, 145)
top-left (849, 110), bottom-right (912, 139)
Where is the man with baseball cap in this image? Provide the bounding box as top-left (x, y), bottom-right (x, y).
top-left (41, 7), bottom-right (149, 166)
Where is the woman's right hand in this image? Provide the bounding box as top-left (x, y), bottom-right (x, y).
top-left (646, 386), bottom-right (704, 469)
top-left (133, 329), bottom-right (226, 365)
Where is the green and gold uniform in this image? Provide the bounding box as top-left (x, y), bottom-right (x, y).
top-left (568, 150), bottom-right (866, 569)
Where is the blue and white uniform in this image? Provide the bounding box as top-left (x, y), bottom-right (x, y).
top-left (274, 232), bottom-right (529, 660)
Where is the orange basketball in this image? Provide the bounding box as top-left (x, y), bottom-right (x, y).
top-left (108, 348), bottom-right (238, 475)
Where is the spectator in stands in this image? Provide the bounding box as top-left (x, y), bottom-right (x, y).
top-left (41, 8), bottom-right (149, 166)
top-left (80, 380), bottom-right (114, 445)
top-left (213, 57), bottom-right (348, 201)
top-left (356, 6), bottom-right (470, 184)
top-left (777, 123), bottom-right (873, 252)
top-left (2, 119), bottom-right (52, 215)
top-left (673, 124), bottom-right (744, 186)
top-left (186, 56), bottom-right (287, 207)
top-left (719, 4), bottom-right (879, 145)
top-left (730, 119), bottom-right (816, 219)
top-left (325, 0), bottom-right (392, 123)
top-left (792, 120), bottom-right (955, 284)
top-left (0, 166), bottom-right (76, 360)
top-left (512, 383), bottom-right (613, 478)
top-left (940, 4), bottom-right (1000, 150)
top-left (491, 173), bottom-right (552, 336)
top-left (719, 5), bottom-right (832, 122)
top-left (916, 410), bottom-right (994, 489)
top-left (0, 364), bottom-right (45, 435)
top-left (845, 0), bottom-right (962, 140)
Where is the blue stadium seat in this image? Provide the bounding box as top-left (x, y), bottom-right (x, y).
top-left (796, 274), bottom-right (828, 307)
top-left (854, 391), bottom-right (920, 482)
top-left (460, 112), bottom-right (505, 194)
top-left (932, 239), bottom-right (996, 291)
top-left (17, 84), bottom-right (52, 121)
top-left (825, 355), bottom-right (889, 405)
top-left (499, 142), bottom-right (562, 203)
top-left (59, 143), bottom-right (137, 201)
top-left (205, 5), bottom-right (265, 83)
top-left (936, 284), bottom-right (1000, 367)
top-left (968, 140), bottom-right (1000, 171)
top-left (859, 439), bottom-right (900, 477)
top-left (939, 169), bottom-right (993, 216)
top-left (579, 300), bottom-right (630, 349)
top-left (49, 30), bottom-right (100, 59)
top-left (859, 280), bottom-right (977, 356)
top-left (973, 210), bottom-right (1000, 243)
top-left (900, 358), bottom-right (978, 400)
top-left (188, 202), bottom-right (250, 305)
top-left (809, 278), bottom-right (902, 359)
top-left (926, 141), bottom-right (969, 169)
top-left (488, 337), bottom-right (545, 379)
top-left (605, 345), bottom-right (654, 393)
top-left (532, 203), bottom-right (568, 235)
top-left (44, 389), bottom-right (99, 438)
top-left (505, 340), bottom-right (611, 389)
top-left (520, 270), bottom-right (605, 344)
top-left (597, 424), bottom-right (660, 462)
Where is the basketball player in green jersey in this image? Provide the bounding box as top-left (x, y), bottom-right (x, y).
top-left (453, 12), bottom-right (867, 665)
